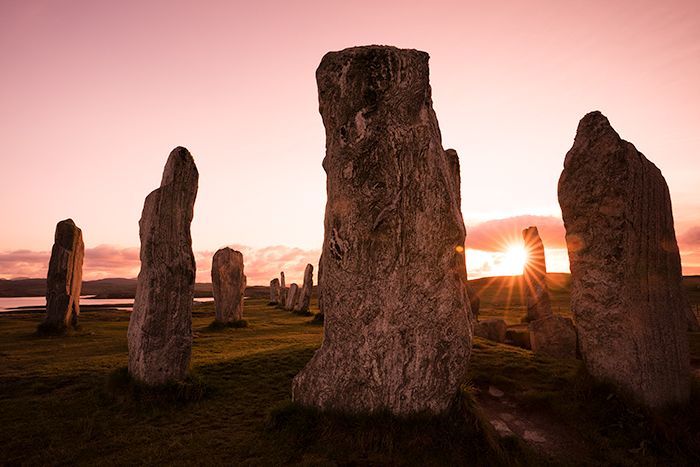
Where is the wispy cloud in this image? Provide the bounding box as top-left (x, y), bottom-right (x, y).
top-left (3, 223), bottom-right (696, 283)
top-left (0, 249), bottom-right (50, 279)
top-left (0, 245), bottom-right (321, 285)
top-left (0, 245), bottom-right (142, 281)
top-left (195, 245), bottom-right (321, 285)
top-left (1, 244), bottom-right (321, 285)
top-left (83, 245), bottom-right (141, 280)
top-left (678, 226), bottom-right (700, 250)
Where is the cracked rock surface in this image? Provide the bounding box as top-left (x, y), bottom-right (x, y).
top-left (292, 46), bottom-right (473, 415)
top-left (128, 147), bottom-right (198, 386)
top-left (558, 111), bottom-right (693, 407)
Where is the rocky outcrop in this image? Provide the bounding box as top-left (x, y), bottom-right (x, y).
top-left (474, 319), bottom-right (506, 343)
top-left (285, 283), bottom-right (299, 310)
top-left (295, 264), bottom-right (313, 313)
top-left (127, 147), bottom-right (198, 386)
top-left (529, 315), bottom-right (577, 359)
top-left (43, 219), bottom-right (84, 329)
top-left (270, 278), bottom-right (280, 304)
top-left (212, 247), bottom-right (246, 322)
top-left (558, 111), bottom-right (691, 407)
top-left (291, 46), bottom-right (474, 415)
top-left (522, 226), bottom-right (552, 321)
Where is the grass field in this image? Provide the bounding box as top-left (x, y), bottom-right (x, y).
top-left (1, 283), bottom-right (699, 466)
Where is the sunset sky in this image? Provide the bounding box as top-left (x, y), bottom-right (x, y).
top-left (1, 0), bottom-right (699, 285)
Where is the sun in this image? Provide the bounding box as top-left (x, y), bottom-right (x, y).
top-left (503, 246), bottom-right (527, 276)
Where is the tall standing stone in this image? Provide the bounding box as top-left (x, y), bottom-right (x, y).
top-left (295, 264), bottom-right (314, 313)
top-left (43, 219), bottom-right (84, 329)
top-left (522, 226), bottom-right (552, 321)
top-left (280, 271), bottom-right (287, 306)
top-left (529, 315), bottom-right (577, 359)
top-left (558, 111), bottom-right (691, 407)
top-left (127, 147), bottom-right (198, 386)
top-left (292, 46), bottom-right (474, 415)
top-left (285, 283), bottom-right (299, 311)
top-left (212, 247), bottom-right (246, 322)
top-left (270, 278), bottom-right (280, 304)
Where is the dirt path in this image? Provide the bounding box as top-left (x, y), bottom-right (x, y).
top-left (478, 385), bottom-right (591, 460)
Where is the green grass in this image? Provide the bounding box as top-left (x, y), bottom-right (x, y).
top-left (470, 273), bottom-right (573, 325)
top-left (1, 293), bottom-right (700, 466)
top-left (0, 299), bottom-right (322, 466)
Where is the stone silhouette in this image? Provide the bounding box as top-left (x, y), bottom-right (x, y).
top-left (292, 46), bottom-right (474, 415)
top-left (270, 278), bottom-right (280, 304)
top-left (558, 111), bottom-right (691, 407)
top-left (127, 147), bottom-right (199, 386)
top-left (280, 271), bottom-right (287, 306)
top-left (295, 264), bottom-right (314, 313)
top-left (212, 247), bottom-right (246, 322)
top-left (43, 219), bottom-right (84, 330)
top-left (529, 315), bottom-right (577, 359)
top-left (474, 318), bottom-right (507, 344)
top-left (522, 226), bottom-right (552, 321)
top-left (285, 283), bottom-right (299, 310)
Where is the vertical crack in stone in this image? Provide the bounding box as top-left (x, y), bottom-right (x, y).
top-left (558, 111), bottom-right (694, 408)
top-left (292, 46), bottom-right (473, 415)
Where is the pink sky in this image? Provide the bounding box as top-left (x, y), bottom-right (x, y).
top-left (1, 0), bottom-right (699, 285)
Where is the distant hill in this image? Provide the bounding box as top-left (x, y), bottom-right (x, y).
top-left (0, 278), bottom-right (46, 297)
top-left (2, 274), bottom-right (697, 308)
top-left (0, 278), bottom-right (214, 299)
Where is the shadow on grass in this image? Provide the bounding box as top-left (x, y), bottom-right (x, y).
top-left (207, 319), bottom-right (248, 330)
top-left (35, 321), bottom-right (82, 336)
top-left (292, 309), bottom-right (314, 317)
top-left (308, 313), bottom-right (324, 325)
top-left (264, 382), bottom-right (549, 467)
top-left (561, 368), bottom-right (700, 465)
top-left (104, 366), bottom-right (212, 408)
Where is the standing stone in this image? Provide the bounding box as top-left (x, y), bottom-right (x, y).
top-left (522, 226), bottom-right (552, 321)
top-left (292, 46), bottom-right (474, 415)
top-left (270, 278), bottom-right (280, 304)
top-left (558, 111), bottom-right (691, 407)
top-left (295, 264), bottom-right (314, 313)
top-left (43, 219), bottom-right (84, 329)
top-left (212, 247), bottom-right (246, 322)
top-left (285, 283), bottom-right (299, 311)
top-left (127, 147), bottom-right (198, 386)
top-left (280, 271), bottom-right (287, 306)
top-left (474, 319), bottom-right (507, 343)
top-left (529, 315), bottom-right (577, 359)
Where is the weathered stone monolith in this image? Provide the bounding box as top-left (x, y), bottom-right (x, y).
top-left (295, 264), bottom-right (313, 313)
top-left (285, 283), bottom-right (299, 310)
top-left (474, 319), bottom-right (506, 343)
top-left (522, 226), bottom-right (552, 321)
top-left (529, 315), bottom-right (577, 359)
top-left (212, 247), bottom-right (246, 322)
top-left (270, 278), bottom-right (280, 304)
top-left (43, 219), bottom-right (84, 330)
top-left (291, 46), bottom-right (474, 415)
top-left (127, 146), bottom-right (198, 386)
top-left (280, 271), bottom-right (287, 306)
top-left (558, 111), bottom-right (692, 407)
